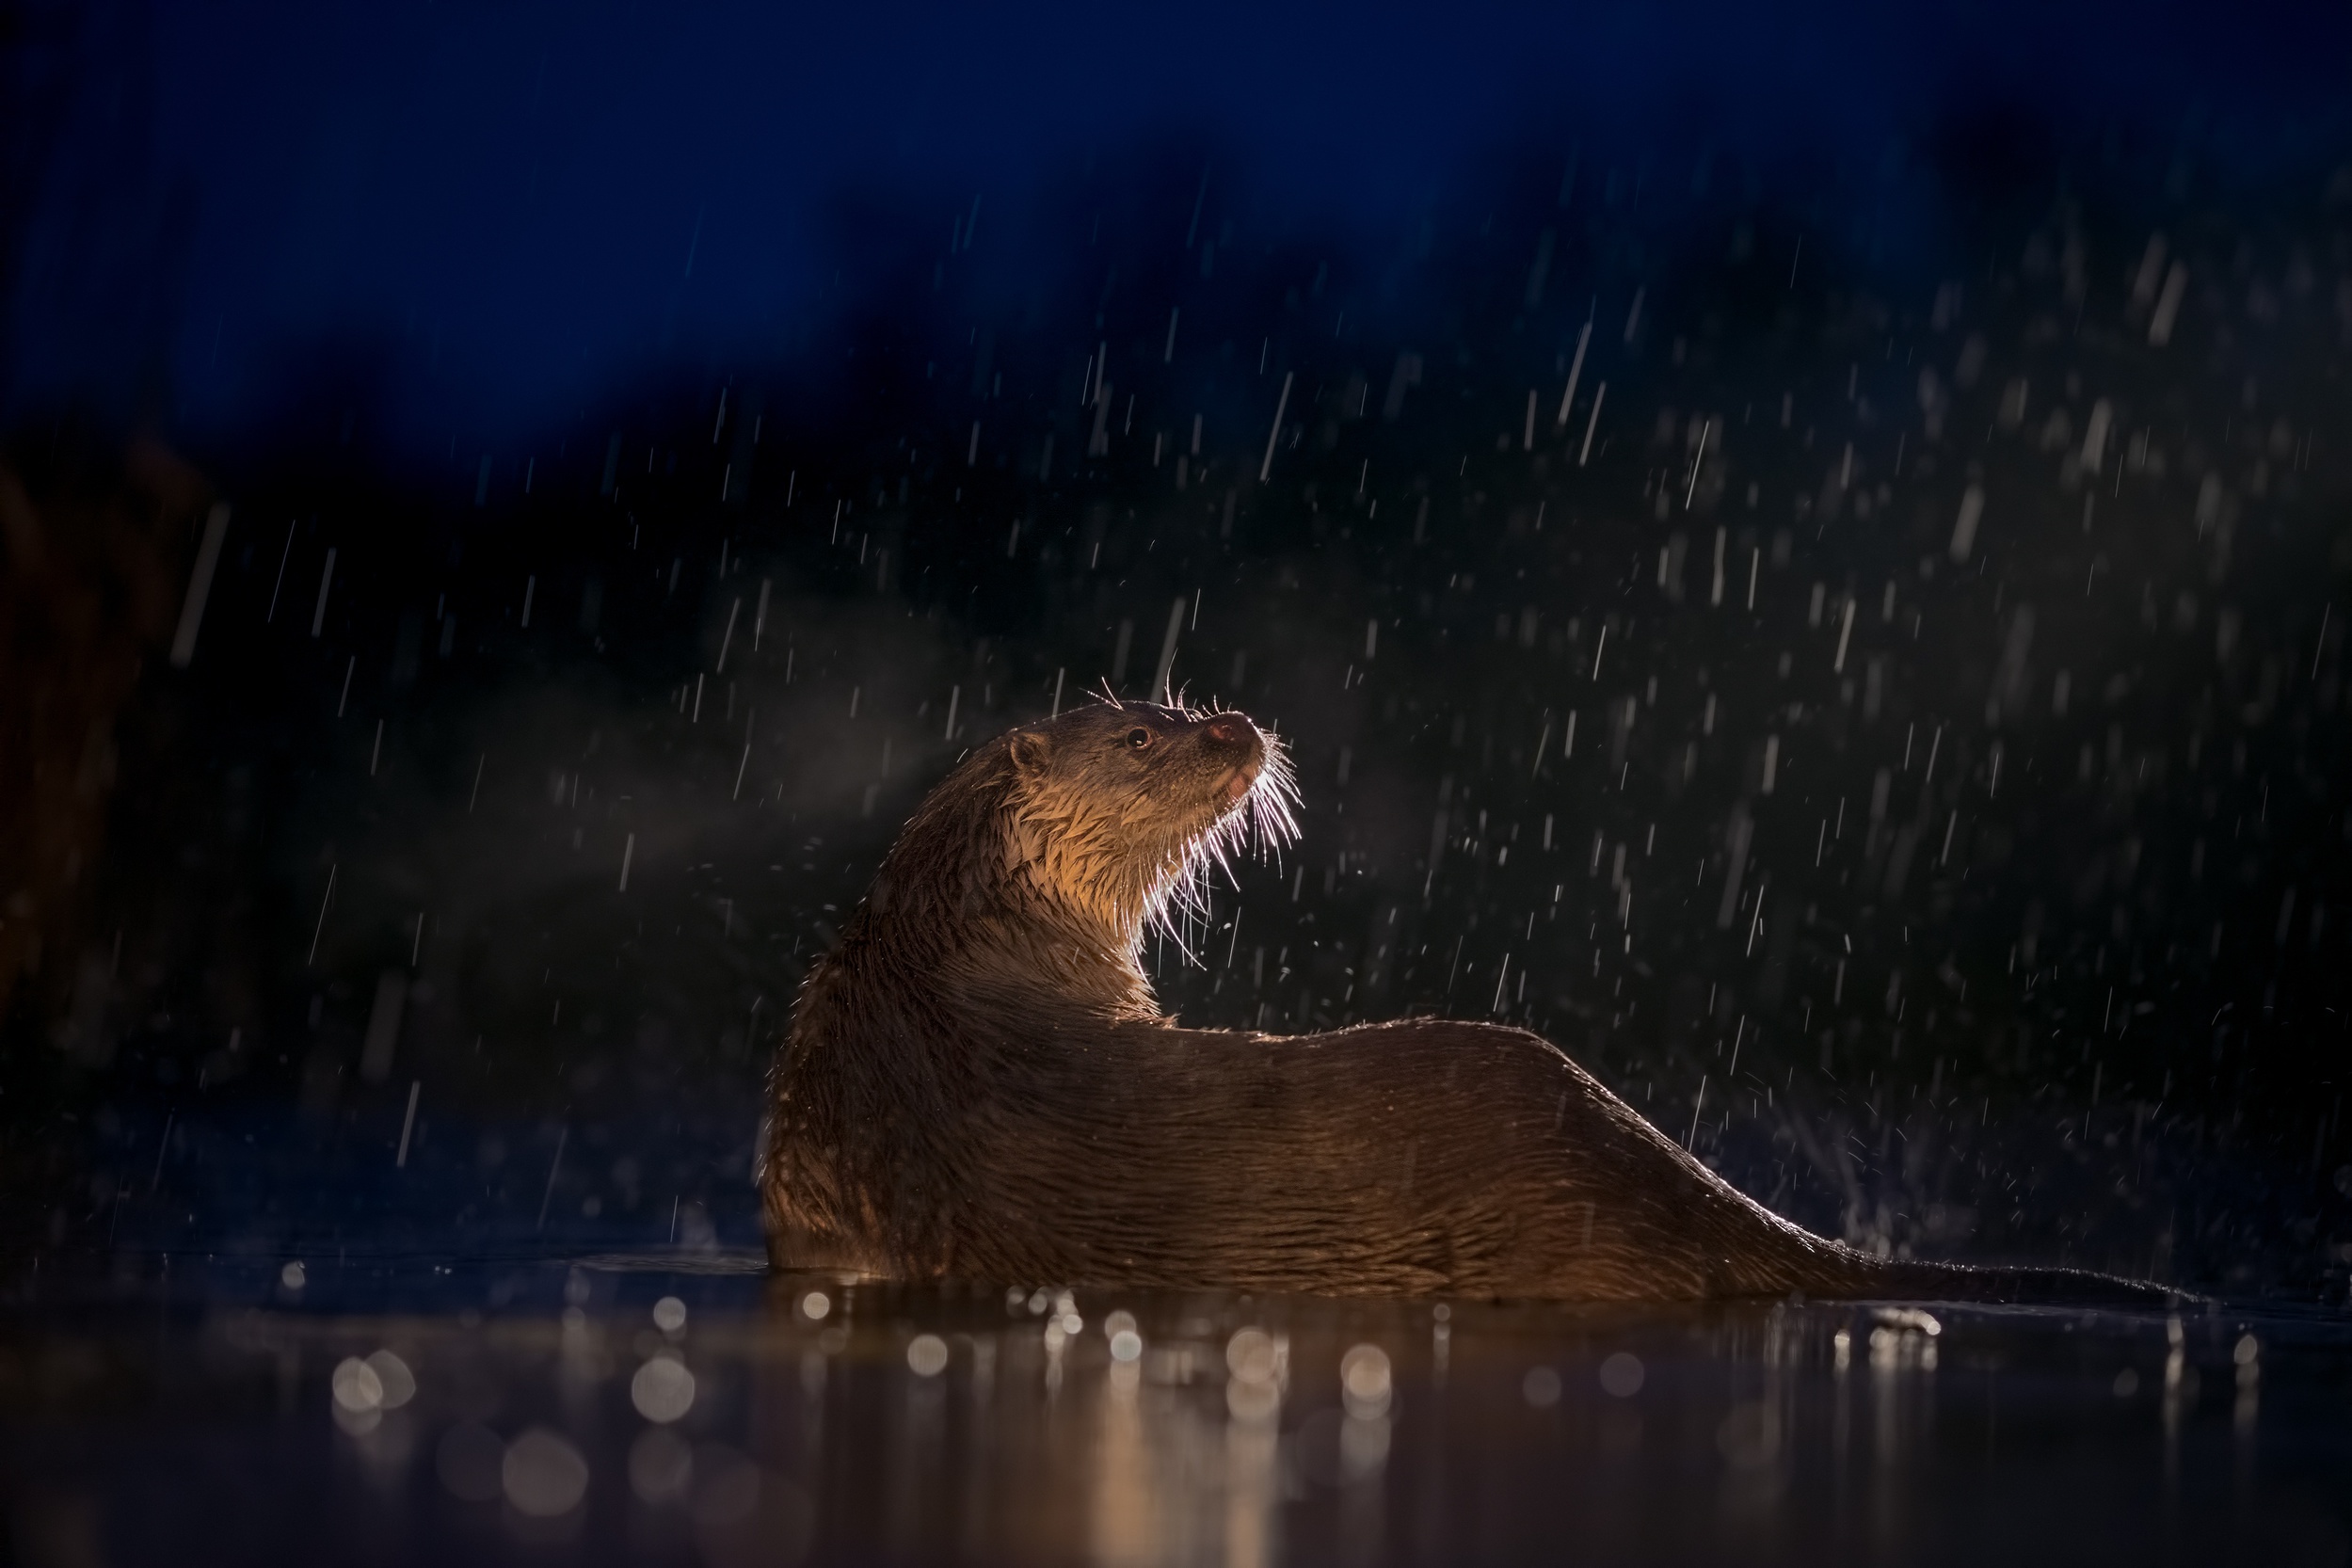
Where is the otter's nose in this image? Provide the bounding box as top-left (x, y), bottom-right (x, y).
top-left (1202, 714), bottom-right (1253, 748)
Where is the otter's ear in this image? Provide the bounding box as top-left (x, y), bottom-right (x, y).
top-left (1009, 729), bottom-right (1052, 776)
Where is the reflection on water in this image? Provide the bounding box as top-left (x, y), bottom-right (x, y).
top-left (4, 1258), bottom-right (2348, 1564)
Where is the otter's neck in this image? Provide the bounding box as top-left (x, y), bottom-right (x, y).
top-left (845, 757), bottom-right (1160, 1026)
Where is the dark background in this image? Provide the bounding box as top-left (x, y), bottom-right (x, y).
top-left (4, 0), bottom-right (2351, 1295)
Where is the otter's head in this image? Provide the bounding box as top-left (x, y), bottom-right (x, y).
top-left (998, 698), bottom-right (1298, 952)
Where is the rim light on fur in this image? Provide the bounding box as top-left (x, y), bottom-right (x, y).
top-left (1134, 712), bottom-right (1299, 964)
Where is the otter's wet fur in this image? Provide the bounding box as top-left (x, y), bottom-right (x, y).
top-left (761, 700), bottom-right (2168, 1304)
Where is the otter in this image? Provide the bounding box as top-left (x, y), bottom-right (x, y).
top-left (760, 699), bottom-right (2167, 1304)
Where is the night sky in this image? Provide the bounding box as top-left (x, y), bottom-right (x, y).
top-left (10, 0), bottom-right (2344, 450)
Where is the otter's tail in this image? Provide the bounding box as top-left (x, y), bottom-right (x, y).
top-left (1805, 1251), bottom-right (2181, 1307)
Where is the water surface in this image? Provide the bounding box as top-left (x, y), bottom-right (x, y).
top-left (7, 1255), bottom-right (2347, 1564)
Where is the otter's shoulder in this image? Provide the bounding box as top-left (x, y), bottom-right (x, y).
top-left (1328, 1016), bottom-right (1558, 1047)
top-left (1316, 1016), bottom-right (1573, 1068)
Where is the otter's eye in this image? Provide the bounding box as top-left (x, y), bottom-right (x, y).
top-left (1125, 727), bottom-right (1153, 749)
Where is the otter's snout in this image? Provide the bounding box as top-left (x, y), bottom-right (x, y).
top-left (1202, 713), bottom-right (1256, 751)
top-left (1201, 712), bottom-right (1264, 805)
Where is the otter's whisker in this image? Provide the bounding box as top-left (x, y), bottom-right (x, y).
top-left (1240, 731), bottom-right (1303, 863)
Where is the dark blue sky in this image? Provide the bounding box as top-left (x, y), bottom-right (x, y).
top-left (5, 0), bottom-right (2342, 456)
